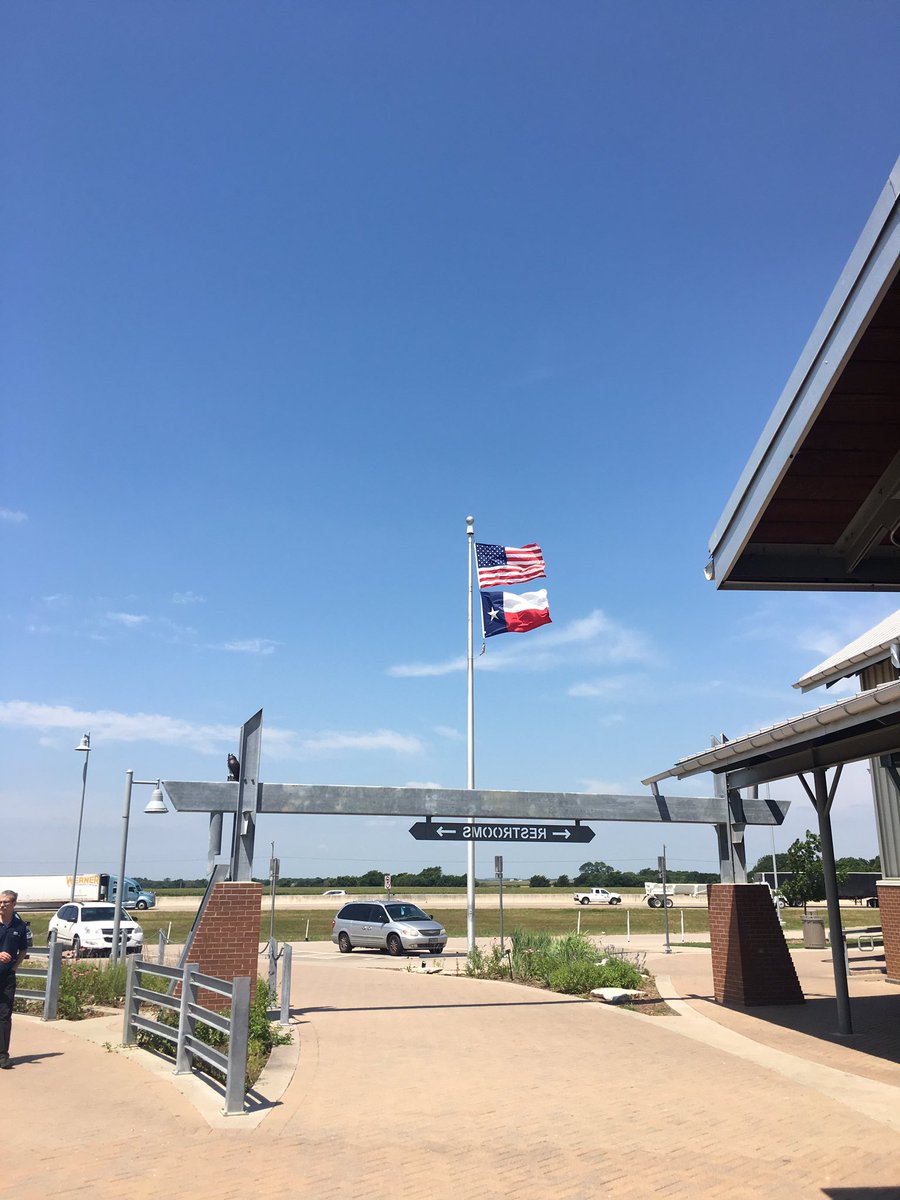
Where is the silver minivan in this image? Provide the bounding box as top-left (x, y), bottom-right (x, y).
top-left (331, 901), bottom-right (447, 956)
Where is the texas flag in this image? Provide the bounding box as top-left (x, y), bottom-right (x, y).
top-left (480, 589), bottom-right (551, 637)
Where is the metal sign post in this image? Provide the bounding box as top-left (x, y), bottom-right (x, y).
top-left (659, 848), bottom-right (671, 955)
top-left (495, 855), bottom-right (504, 952)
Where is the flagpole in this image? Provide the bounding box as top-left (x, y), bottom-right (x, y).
top-left (466, 515), bottom-right (476, 955)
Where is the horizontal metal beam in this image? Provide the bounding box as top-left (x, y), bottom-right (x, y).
top-left (161, 781), bottom-right (789, 826)
top-left (723, 720), bottom-right (900, 789)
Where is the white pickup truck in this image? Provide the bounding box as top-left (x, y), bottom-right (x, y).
top-left (573, 887), bottom-right (622, 906)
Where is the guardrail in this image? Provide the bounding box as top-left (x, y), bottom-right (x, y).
top-left (14, 937), bottom-right (64, 1020)
top-left (122, 957), bottom-right (251, 1116)
top-left (843, 925), bottom-right (883, 973)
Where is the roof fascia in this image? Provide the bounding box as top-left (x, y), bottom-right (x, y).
top-left (708, 159), bottom-right (900, 588)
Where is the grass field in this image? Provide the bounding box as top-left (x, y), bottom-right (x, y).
top-left (22, 903), bottom-right (883, 947)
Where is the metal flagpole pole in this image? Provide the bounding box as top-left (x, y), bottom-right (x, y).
top-left (466, 515), bottom-right (476, 955)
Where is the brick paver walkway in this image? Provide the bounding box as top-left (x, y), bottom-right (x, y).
top-left (4, 939), bottom-right (900, 1199)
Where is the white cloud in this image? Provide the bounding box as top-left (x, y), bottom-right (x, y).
top-left (291, 730), bottom-right (423, 756)
top-left (0, 509), bottom-right (27, 524)
top-left (568, 676), bottom-right (631, 698)
top-left (172, 591), bottom-right (206, 605)
top-left (388, 609), bottom-right (654, 678)
top-left (213, 639), bottom-right (279, 655)
top-left (106, 611), bottom-right (148, 628)
top-left (0, 701), bottom-right (235, 753)
top-left (433, 725), bottom-right (462, 741)
top-left (0, 701), bottom-right (424, 760)
top-left (389, 656), bottom-right (466, 678)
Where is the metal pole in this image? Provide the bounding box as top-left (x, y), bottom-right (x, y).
top-left (661, 845), bottom-right (671, 954)
top-left (224, 977), bottom-right (251, 1116)
top-left (280, 942), bottom-right (292, 1025)
top-left (812, 767), bottom-right (852, 1036)
top-left (269, 842), bottom-right (277, 945)
top-left (70, 734), bottom-right (91, 902)
top-left (111, 771), bottom-right (133, 966)
top-left (466, 515), bottom-right (476, 955)
top-left (497, 856), bottom-right (505, 953)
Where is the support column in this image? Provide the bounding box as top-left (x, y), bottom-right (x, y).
top-left (708, 883), bottom-right (803, 1005)
top-left (230, 709), bottom-right (262, 881)
top-left (805, 766), bottom-right (852, 1035)
top-left (876, 880), bottom-right (900, 983)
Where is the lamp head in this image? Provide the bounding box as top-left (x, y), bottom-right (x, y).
top-left (76, 733), bottom-right (91, 752)
top-left (703, 559), bottom-right (715, 582)
top-left (144, 785), bottom-right (168, 815)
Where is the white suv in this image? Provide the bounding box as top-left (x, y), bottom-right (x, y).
top-left (48, 902), bottom-right (144, 957)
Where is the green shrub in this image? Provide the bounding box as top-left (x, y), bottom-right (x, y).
top-left (465, 944), bottom-right (510, 980)
top-left (468, 930), bottom-right (644, 997)
top-left (56, 960), bottom-right (129, 1020)
top-left (547, 961), bottom-right (608, 994)
top-left (593, 956), bottom-right (643, 990)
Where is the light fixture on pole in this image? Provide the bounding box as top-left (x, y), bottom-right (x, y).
top-left (70, 733), bottom-right (92, 902)
top-left (110, 773), bottom-right (168, 965)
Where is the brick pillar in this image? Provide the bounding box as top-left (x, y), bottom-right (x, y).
top-left (708, 883), bottom-right (804, 1006)
top-left (186, 881), bottom-right (262, 1011)
top-left (877, 880), bottom-right (900, 984)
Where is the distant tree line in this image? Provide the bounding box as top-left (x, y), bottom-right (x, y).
top-left (748, 851), bottom-right (879, 876)
top-left (143, 850), bottom-right (881, 894)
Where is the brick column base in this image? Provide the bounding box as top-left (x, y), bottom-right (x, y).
top-left (185, 881), bottom-right (263, 1011)
top-left (708, 883), bottom-right (804, 1006)
top-left (876, 881), bottom-right (900, 984)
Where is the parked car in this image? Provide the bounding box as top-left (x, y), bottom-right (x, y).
top-left (332, 901), bottom-right (447, 956)
top-left (47, 902), bottom-right (144, 957)
top-left (322, 889), bottom-right (347, 897)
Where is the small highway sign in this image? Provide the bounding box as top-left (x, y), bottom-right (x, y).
top-left (409, 821), bottom-right (594, 843)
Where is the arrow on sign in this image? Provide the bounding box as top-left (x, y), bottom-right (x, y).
top-left (409, 821), bottom-right (595, 843)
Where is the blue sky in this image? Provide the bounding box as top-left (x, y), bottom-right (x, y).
top-left (3, 3), bottom-right (900, 885)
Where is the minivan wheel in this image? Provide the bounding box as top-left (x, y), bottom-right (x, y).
top-left (338, 932), bottom-right (352, 953)
top-left (386, 934), bottom-right (404, 956)
top-left (429, 947), bottom-right (444, 955)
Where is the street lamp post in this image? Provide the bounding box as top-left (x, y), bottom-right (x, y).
top-left (70, 734), bottom-right (92, 902)
top-left (111, 772), bottom-right (168, 965)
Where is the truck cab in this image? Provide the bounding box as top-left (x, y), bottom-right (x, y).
top-left (107, 875), bottom-right (156, 910)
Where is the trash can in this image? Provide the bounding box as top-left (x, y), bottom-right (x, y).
top-left (802, 916), bottom-right (826, 948)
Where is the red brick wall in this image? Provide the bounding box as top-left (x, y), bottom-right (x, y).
top-left (877, 881), bottom-right (900, 983)
top-left (185, 881), bottom-right (263, 1011)
top-left (708, 883), bottom-right (804, 1006)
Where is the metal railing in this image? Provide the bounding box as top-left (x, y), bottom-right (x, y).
top-left (123, 957), bottom-right (251, 1116)
top-left (14, 937), bottom-right (64, 1021)
top-left (843, 925), bottom-right (884, 974)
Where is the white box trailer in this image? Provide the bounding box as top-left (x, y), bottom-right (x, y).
top-left (5, 873), bottom-right (156, 911)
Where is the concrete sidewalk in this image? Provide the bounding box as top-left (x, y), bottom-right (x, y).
top-left (3, 937), bottom-right (900, 1199)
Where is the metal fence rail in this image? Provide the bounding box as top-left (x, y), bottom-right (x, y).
top-left (14, 937), bottom-right (64, 1021)
top-left (123, 957), bottom-right (251, 1116)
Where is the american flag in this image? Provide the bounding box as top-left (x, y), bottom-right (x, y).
top-left (475, 542), bottom-right (546, 588)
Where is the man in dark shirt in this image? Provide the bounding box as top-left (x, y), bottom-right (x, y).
top-left (0, 890), bottom-right (30, 1068)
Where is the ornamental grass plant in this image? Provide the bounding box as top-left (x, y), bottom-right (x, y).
top-left (466, 929), bottom-right (644, 996)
